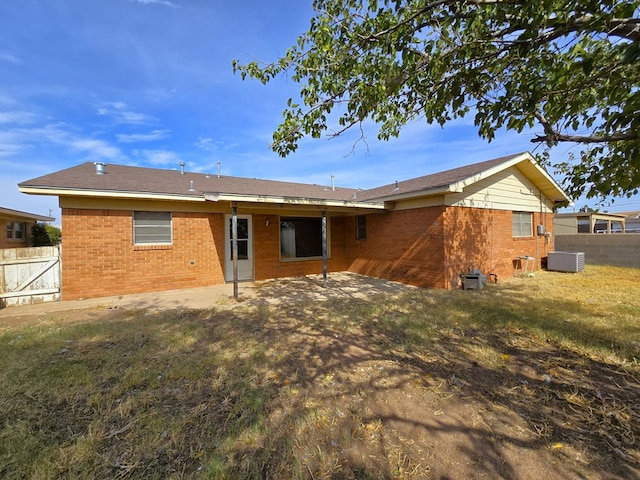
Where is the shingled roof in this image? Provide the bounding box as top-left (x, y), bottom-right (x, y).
top-left (19, 162), bottom-right (362, 202)
top-left (18, 151), bottom-right (570, 206)
top-left (358, 154), bottom-right (521, 201)
top-left (0, 206), bottom-right (54, 222)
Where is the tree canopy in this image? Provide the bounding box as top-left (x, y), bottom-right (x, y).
top-left (233, 0), bottom-right (640, 200)
top-left (31, 223), bottom-right (61, 247)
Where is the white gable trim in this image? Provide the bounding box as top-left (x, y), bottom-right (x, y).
top-left (450, 152), bottom-right (570, 204)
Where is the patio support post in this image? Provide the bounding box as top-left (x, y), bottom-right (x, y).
top-left (322, 210), bottom-right (327, 288)
top-left (232, 205), bottom-right (238, 299)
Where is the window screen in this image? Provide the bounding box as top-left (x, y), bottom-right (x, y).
top-left (133, 212), bottom-right (172, 244)
top-left (512, 212), bottom-right (532, 237)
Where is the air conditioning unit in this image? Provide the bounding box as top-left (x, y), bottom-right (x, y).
top-left (462, 270), bottom-right (487, 290)
top-left (547, 251), bottom-right (585, 272)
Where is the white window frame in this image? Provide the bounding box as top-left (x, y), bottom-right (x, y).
top-left (133, 212), bottom-right (172, 245)
top-left (512, 212), bottom-right (533, 237)
top-left (6, 222), bottom-right (25, 240)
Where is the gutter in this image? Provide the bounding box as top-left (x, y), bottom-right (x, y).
top-left (18, 186), bottom-right (205, 203)
top-left (203, 193), bottom-right (386, 209)
top-left (363, 184), bottom-right (454, 203)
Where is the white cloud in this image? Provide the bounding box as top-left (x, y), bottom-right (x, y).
top-left (130, 0), bottom-right (178, 7)
top-left (68, 138), bottom-right (122, 158)
top-left (194, 136), bottom-right (220, 151)
top-left (0, 53), bottom-right (22, 64)
top-left (116, 129), bottom-right (171, 143)
top-left (133, 149), bottom-right (181, 166)
top-left (0, 94), bottom-right (17, 106)
top-left (0, 142), bottom-right (25, 158)
top-left (31, 123), bottom-right (123, 160)
top-left (0, 111), bottom-right (35, 124)
top-left (190, 161), bottom-right (224, 174)
top-left (0, 127), bottom-right (42, 158)
top-left (97, 102), bottom-right (155, 125)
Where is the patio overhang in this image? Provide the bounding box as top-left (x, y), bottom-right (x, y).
top-left (203, 192), bottom-right (385, 214)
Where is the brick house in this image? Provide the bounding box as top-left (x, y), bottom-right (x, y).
top-left (0, 207), bottom-right (55, 249)
top-left (19, 152), bottom-right (570, 300)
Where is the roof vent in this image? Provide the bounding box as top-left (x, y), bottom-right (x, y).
top-left (94, 162), bottom-right (106, 175)
top-left (331, 174), bottom-right (335, 191)
top-left (217, 161), bottom-right (221, 178)
top-left (394, 180), bottom-right (399, 191)
top-left (189, 180), bottom-right (195, 192)
top-left (179, 162), bottom-right (185, 174)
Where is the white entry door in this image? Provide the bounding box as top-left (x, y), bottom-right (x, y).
top-left (224, 214), bottom-right (254, 281)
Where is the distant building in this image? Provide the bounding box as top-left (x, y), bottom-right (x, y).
top-left (1, 206), bottom-right (55, 248)
top-left (619, 211), bottom-right (640, 233)
top-left (554, 212), bottom-right (627, 234)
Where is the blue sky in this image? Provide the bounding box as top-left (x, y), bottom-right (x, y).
top-left (2, 0), bottom-right (639, 224)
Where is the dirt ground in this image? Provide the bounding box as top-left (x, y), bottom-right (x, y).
top-left (1, 272), bottom-right (638, 479)
top-left (0, 272), bottom-right (414, 325)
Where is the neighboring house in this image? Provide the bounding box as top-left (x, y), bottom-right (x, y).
top-left (621, 211), bottom-right (640, 233)
top-left (554, 212), bottom-right (627, 234)
top-left (18, 152), bottom-right (570, 300)
top-left (0, 206), bottom-right (55, 249)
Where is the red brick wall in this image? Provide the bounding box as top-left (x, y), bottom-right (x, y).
top-left (345, 207), bottom-right (448, 288)
top-left (253, 214), bottom-right (348, 280)
top-left (61, 209), bottom-right (225, 300)
top-left (442, 207), bottom-right (554, 288)
top-left (60, 205), bottom-right (556, 299)
top-left (345, 206), bottom-right (555, 289)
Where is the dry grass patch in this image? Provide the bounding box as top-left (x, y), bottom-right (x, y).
top-left (0, 265), bottom-right (639, 479)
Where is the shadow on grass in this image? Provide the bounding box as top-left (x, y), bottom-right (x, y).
top-left (0, 277), bottom-right (638, 479)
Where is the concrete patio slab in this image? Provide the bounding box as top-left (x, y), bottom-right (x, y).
top-left (0, 272), bottom-right (416, 320)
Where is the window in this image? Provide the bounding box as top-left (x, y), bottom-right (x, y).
top-left (356, 215), bottom-right (367, 240)
top-left (280, 217), bottom-right (324, 259)
top-left (6, 222), bottom-right (25, 240)
top-left (133, 212), bottom-right (172, 244)
top-left (228, 218), bottom-right (249, 260)
top-left (577, 218), bottom-right (591, 233)
top-left (512, 212), bottom-right (533, 237)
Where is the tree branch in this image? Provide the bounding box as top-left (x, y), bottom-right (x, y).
top-left (532, 110), bottom-right (639, 144)
top-left (608, 18), bottom-right (640, 43)
top-left (532, 132), bottom-right (639, 144)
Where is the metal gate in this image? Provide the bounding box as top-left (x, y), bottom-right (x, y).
top-left (0, 246), bottom-right (61, 307)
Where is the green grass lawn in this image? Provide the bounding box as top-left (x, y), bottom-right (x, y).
top-left (1, 265), bottom-right (639, 479)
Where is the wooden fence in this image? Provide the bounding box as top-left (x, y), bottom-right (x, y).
top-left (0, 246), bottom-right (61, 307)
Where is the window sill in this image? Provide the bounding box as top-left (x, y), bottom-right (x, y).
top-left (133, 244), bottom-right (173, 251)
top-left (280, 256), bottom-right (330, 263)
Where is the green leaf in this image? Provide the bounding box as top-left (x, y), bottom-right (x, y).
top-left (233, 0), bottom-right (640, 199)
